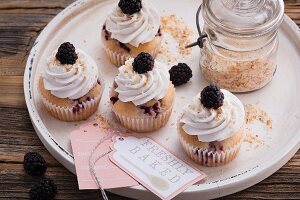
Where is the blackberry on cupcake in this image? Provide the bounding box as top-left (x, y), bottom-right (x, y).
top-left (55, 42), bottom-right (78, 65)
top-left (118, 0), bottom-right (142, 15)
top-left (133, 52), bottom-right (154, 74)
top-left (200, 84), bottom-right (224, 109)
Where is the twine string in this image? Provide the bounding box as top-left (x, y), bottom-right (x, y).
top-left (186, 4), bottom-right (207, 49)
top-left (88, 128), bottom-right (125, 200)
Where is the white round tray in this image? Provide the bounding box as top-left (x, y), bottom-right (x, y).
top-left (24, 0), bottom-right (300, 199)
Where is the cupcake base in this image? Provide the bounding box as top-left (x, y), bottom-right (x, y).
top-left (178, 123), bottom-right (244, 167)
top-left (112, 106), bottom-right (173, 133)
top-left (41, 95), bottom-right (101, 122)
top-left (110, 83), bottom-right (175, 133)
top-left (39, 78), bottom-right (104, 122)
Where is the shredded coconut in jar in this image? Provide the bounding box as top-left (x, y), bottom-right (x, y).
top-left (200, 40), bottom-right (278, 92)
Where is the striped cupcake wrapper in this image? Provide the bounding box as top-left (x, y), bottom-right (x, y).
top-left (40, 79), bottom-right (105, 122)
top-left (178, 132), bottom-right (244, 167)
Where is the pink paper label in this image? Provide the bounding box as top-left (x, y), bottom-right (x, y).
top-left (70, 120), bottom-right (138, 189)
top-left (110, 136), bottom-right (206, 200)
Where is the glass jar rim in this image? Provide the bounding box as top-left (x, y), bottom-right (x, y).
top-left (202, 0), bottom-right (284, 37)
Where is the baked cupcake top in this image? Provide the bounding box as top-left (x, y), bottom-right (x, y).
top-left (114, 52), bottom-right (169, 106)
top-left (180, 85), bottom-right (245, 142)
top-left (43, 42), bottom-right (99, 100)
top-left (105, 0), bottom-right (160, 47)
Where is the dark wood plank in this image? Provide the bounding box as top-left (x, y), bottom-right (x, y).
top-left (0, 163), bottom-right (132, 200)
top-left (0, 0), bottom-right (74, 9)
top-left (0, 76), bottom-right (25, 108)
top-left (0, 0), bottom-right (299, 199)
top-left (285, 1), bottom-right (300, 25)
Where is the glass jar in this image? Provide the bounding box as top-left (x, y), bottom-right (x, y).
top-left (199, 0), bottom-right (284, 92)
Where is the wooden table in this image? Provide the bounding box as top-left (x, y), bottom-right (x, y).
top-left (0, 0), bottom-right (299, 199)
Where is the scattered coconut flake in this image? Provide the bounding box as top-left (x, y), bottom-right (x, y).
top-left (245, 104), bottom-right (273, 129)
top-left (160, 15), bottom-right (194, 61)
top-left (244, 128), bottom-right (269, 148)
top-left (243, 104), bottom-right (273, 148)
top-left (95, 114), bottom-right (112, 130)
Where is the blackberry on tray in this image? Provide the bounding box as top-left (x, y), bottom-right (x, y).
top-left (169, 63), bottom-right (193, 86)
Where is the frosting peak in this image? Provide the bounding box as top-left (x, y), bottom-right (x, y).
top-left (115, 58), bottom-right (170, 106)
top-left (43, 49), bottom-right (98, 100)
top-left (106, 1), bottom-right (160, 47)
top-left (180, 90), bottom-right (245, 142)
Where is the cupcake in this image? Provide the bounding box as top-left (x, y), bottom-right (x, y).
top-left (178, 85), bottom-right (245, 167)
top-left (110, 52), bottom-right (175, 132)
top-left (39, 42), bottom-right (104, 122)
top-left (102, 0), bottom-right (162, 66)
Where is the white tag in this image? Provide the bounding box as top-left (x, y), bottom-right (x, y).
top-left (109, 136), bottom-right (206, 200)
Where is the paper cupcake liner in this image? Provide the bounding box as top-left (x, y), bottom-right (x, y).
top-left (103, 42), bottom-right (161, 67)
top-left (109, 85), bottom-right (173, 132)
top-left (112, 106), bottom-right (173, 133)
top-left (41, 78), bottom-right (105, 122)
top-left (179, 133), bottom-right (244, 167)
top-left (41, 94), bottom-right (102, 122)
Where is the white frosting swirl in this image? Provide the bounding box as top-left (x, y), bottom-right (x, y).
top-left (106, 1), bottom-right (160, 47)
top-left (180, 90), bottom-right (245, 142)
top-left (43, 49), bottom-right (98, 100)
top-left (115, 58), bottom-right (169, 106)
